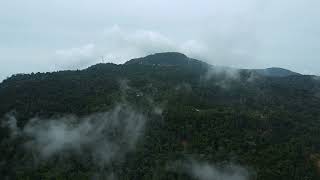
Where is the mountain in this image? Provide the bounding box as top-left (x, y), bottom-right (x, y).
top-left (0, 53), bottom-right (319, 180)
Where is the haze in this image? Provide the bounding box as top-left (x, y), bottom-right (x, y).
top-left (1, 0), bottom-right (319, 81)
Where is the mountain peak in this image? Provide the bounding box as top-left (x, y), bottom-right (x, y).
top-left (124, 52), bottom-right (210, 70)
top-left (125, 52), bottom-right (189, 66)
top-left (151, 52), bottom-right (188, 58)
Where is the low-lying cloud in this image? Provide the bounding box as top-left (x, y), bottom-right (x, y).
top-left (3, 103), bottom-right (147, 166)
top-left (190, 160), bottom-right (249, 180)
top-left (203, 66), bottom-right (260, 89)
top-left (170, 159), bottom-right (250, 180)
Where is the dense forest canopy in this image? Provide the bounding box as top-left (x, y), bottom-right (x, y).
top-left (1, 52), bottom-right (320, 180)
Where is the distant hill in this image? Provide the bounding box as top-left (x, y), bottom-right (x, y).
top-left (253, 67), bottom-right (301, 77)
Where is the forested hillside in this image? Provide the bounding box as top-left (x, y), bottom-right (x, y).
top-left (1, 52), bottom-right (320, 180)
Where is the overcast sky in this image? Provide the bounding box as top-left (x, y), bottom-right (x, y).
top-left (1, 0), bottom-right (319, 81)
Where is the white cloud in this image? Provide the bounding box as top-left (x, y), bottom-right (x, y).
top-left (51, 25), bottom-right (211, 69)
top-left (55, 44), bottom-right (95, 58)
top-left (54, 43), bottom-right (97, 69)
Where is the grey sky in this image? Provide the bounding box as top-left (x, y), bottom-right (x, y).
top-left (1, 0), bottom-right (320, 81)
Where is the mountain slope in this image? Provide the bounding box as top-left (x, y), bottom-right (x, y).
top-left (0, 53), bottom-right (319, 180)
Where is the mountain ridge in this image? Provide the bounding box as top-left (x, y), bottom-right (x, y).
top-left (1, 52), bottom-right (304, 83)
top-left (124, 52), bottom-right (301, 77)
